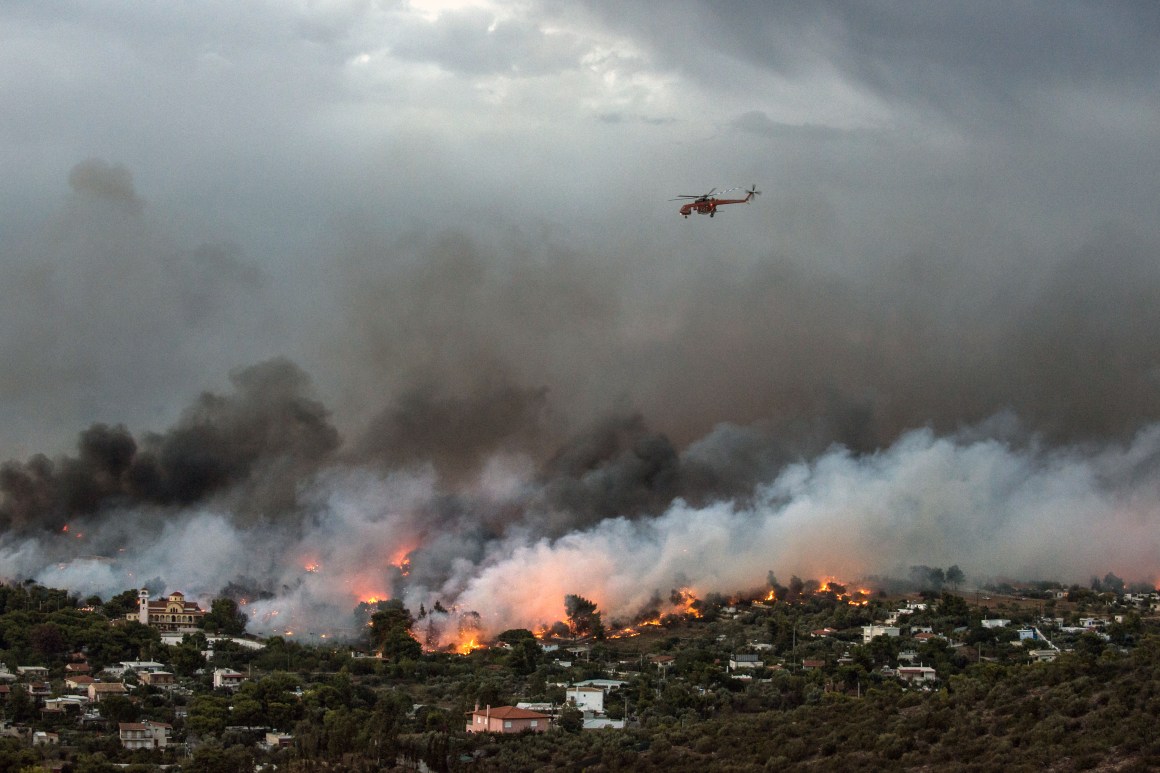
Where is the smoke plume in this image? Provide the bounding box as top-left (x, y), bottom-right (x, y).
top-left (3, 171), bottom-right (1160, 642)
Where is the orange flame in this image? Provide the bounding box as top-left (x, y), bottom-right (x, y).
top-left (673, 587), bottom-right (703, 618)
top-left (455, 636), bottom-right (483, 655)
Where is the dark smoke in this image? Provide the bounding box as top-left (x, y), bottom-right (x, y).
top-left (355, 384), bottom-right (550, 484)
top-left (0, 358), bottom-right (339, 533)
top-left (67, 159), bottom-right (143, 213)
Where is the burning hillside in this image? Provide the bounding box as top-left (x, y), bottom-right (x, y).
top-left (1, 358), bottom-right (1159, 648)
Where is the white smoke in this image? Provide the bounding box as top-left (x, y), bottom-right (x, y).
top-left (6, 421), bottom-right (1159, 643)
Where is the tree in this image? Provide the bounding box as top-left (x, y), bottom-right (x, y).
top-left (4, 685), bottom-right (36, 723)
top-left (187, 695), bottom-right (231, 739)
top-left (103, 589), bottom-right (141, 619)
top-left (558, 704), bottom-right (583, 733)
top-left (184, 745), bottom-right (254, 773)
top-left (369, 600), bottom-right (422, 661)
top-left (29, 622), bottom-right (65, 657)
top-left (201, 597), bottom-right (248, 635)
top-left (1101, 572), bottom-right (1125, 594)
top-left (98, 694), bottom-right (139, 724)
top-left (945, 565), bottom-right (965, 590)
top-left (169, 636), bottom-right (207, 677)
top-left (937, 592), bottom-right (971, 623)
top-left (497, 628), bottom-right (537, 646)
top-left (564, 594), bottom-right (604, 640)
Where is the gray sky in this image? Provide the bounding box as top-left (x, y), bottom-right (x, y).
top-left (3, 2), bottom-right (1160, 628)
top-left (4, 0), bottom-right (1159, 457)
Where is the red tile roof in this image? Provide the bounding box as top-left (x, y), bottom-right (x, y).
top-left (469, 706), bottom-right (550, 720)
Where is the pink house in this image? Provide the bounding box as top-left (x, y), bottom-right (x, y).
top-left (466, 706), bottom-right (550, 734)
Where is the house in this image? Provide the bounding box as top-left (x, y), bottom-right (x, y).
top-left (515, 702), bottom-right (558, 717)
top-left (66, 675), bottom-right (95, 692)
top-left (42, 696), bottom-right (87, 713)
top-left (213, 668), bottom-right (246, 690)
top-left (566, 685), bottom-right (605, 714)
top-left (862, 625), bottom-right (901, 644)
top-left (140, 671), bottom-right (176, 688)
top-left (264, 732), bottom-right (294, 749)
top-left (32, 731), bottom-right (59, 746)
top-left (126, 590), bottom-right (205, 632)
top-left (729, 653), bottom-right (761, 670)
top-left (120, 661), bottom-right (167, 673)
top-left (466, 705), bottom-right (550, 734)
top-left (574, 679), bottom-right (629, 691)
top-left (119, 720), bottom-right (170, 750)
top-left (897, 666), bottom-right (937, 684)
top-left (88, 682), bottom-right (128, 703)
top-left (16, 666), bottom-right (49, 679)
top-left (801, 659), bottom-right (825, 671)
top-left (64, 662), bottom-right (91, 675)
top-left (981, 619), bottom-right (1011, 629)
top-left (583, 717), bottom-right (626, 730)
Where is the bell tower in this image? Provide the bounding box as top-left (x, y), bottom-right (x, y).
top-left (138, 589), bottom-right (150, 625)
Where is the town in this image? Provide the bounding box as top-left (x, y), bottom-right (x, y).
top-left (1, 570), bottom-right (1158, 771)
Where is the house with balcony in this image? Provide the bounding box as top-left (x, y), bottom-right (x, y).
top-left (119, 720), bottom-right (170, 750)
top-left (213, 668), bottom-right (246, 690)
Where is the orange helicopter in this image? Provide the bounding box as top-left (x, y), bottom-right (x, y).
top-left (672, 185), bottom-right (761, 218)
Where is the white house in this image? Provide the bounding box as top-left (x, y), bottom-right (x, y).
top-left (119, 661), bottom-right (167, 674)
top-left (566, 686), bottom-right (605, 714)
top-left (575, 679), bottom-right (629, 691)
top-left (729, 653), bottom-right (762, 670)
top-left (897, 666), bottom-right (937, 684)
top-left (981, 619), bottom-right (1011, 629)
top-left (862, 625), bottom-right (901, 644)
top-left (213, 668), bottom-right (246, 690)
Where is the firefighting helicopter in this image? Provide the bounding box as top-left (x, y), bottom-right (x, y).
top-left (671, 185), bottom-right (761, 218)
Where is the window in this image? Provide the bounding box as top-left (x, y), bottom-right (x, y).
top-left (530, 720), bottom-right (538, 727)
top-left (504, 721), bottom-right (512, 728)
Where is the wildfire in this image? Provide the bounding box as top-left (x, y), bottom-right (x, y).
top-left (389, 545), bottom-right (416, 576)
top-left (672, 587), bottom-right (703, 618)
top-left (455, 636), bottom-right (483, 655)
top-left (815, 577), bottom-right (873, 606)
top-left (304, 563), bottom-right (320, 573)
